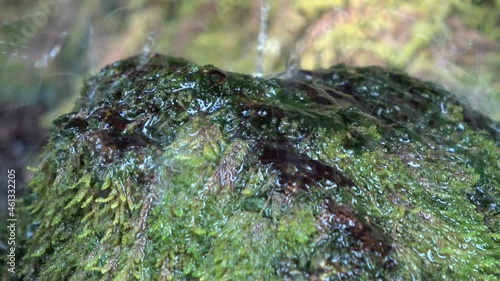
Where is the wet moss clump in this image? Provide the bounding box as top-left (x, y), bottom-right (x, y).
top-left (21, 54), bottom-right (498, 280)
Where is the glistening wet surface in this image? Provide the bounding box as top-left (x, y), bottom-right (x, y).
top-left (20, 54), bottom-right (499, 280)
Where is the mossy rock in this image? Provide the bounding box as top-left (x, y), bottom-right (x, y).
top-left (20, 54), bottom-right (499, 280)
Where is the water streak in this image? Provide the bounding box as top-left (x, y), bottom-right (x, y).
top-left (139, 31), bottom-right (156, 68)
top-left (254, 0), bottom-right (269, 77)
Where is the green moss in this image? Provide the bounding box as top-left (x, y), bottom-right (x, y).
top-left (19, 54), bottom-right (499, 280)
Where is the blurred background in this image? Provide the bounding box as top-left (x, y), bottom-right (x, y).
top-left (0, 0), bottom-right (498, 222)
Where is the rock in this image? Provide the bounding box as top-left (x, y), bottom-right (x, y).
top-left (20, 54), bottom-right (499, 280)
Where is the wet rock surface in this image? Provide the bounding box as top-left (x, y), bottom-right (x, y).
top-left (18, 54), bottom-right (499, 280)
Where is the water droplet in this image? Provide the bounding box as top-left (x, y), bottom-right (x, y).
top-left (399, 134), bottom-right (411, 143)
top-left (436, 252), bottom-right (447, 259)
top-left (427, 249), bottom-right (435, 263)
top-left (172, 82), bottom-right (196, 93)
top-left (440, 102), bottom-right (447, 114)
top-left (180, 107), bottom-right (194, 116)
top-left (143, 82), bottom-right (158, 93)
top-left (265, 88), bottom-right (277, 98)
top-left (408, 161), bottom-right (420, 168)
top-left (473, 243), bottom-right (486, 251)
top-left (436, 198), bottom-right (448, 205)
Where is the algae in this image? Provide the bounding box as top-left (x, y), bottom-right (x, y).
top-left (18, 53), bottom-right (499, 280)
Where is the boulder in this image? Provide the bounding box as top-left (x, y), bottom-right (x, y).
top-left (21, 54), bottom-right (499, 280)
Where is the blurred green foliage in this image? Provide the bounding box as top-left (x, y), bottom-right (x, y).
top-left (0, 0), bottom-right (498, 120)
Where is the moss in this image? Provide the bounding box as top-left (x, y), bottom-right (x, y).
top-left (19, 53), bottom-right (499, 280)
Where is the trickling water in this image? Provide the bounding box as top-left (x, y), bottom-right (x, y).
top-left (254, 0), bottom-right (269, 77)
top-left (87, 24), bottom-right (97, 74)
top-left (139, 31), bottom-right (156, 68)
